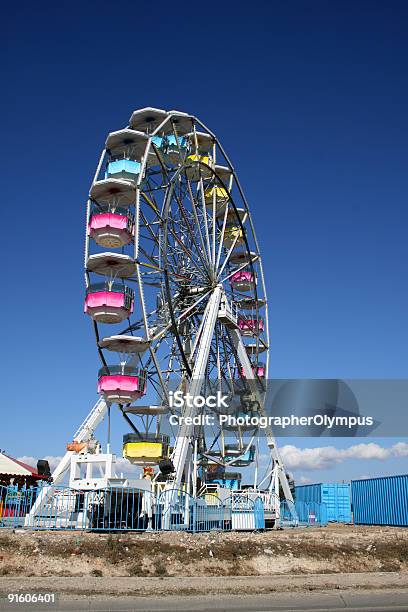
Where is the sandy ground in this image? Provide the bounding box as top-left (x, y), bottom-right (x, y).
top-left (1, 524), bottom-right (407, 579)
top-left (0, 524), bottom-right (407, 608)
top-left (0, 572), bottom-right (407, 598)
top-left (1, 574), bottom-right (408, 611)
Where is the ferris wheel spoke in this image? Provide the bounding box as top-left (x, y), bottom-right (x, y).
top-left (150, 288), bottom-right (211, 344)
top-left (219, 259), bottom-right (253, 285)
top-left (197, 177), bottom-right (213, 268)
top-left (165, 219), bottom-right (210, 282)
top-left (139, 209), bottom-right (161, 243)
top-left (211, 179), bottom-right (217, 269)
top-left (207, 341), bottom-right (234, 393)
top-left (185, 179), bottom-right (211, 268)
top-left (216, 230), bottom-right (243, 281)
top-left (214, 202), bottom-right (230, 275)
top-left (173, 184), bottom-right (211, 273)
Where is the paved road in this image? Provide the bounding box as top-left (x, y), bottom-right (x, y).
top-left (2, 575), bottom-right (408, 611)
top-left (3, 590), bottom-right (408, 611)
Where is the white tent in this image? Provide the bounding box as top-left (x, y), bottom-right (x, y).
top-left (0, 452), bottom-right (37, 477)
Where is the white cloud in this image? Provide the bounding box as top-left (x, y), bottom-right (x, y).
top-left (18, 442), bottom-right (408, 478)
top-left (343, 443), bottom-right (390, 460)
top-left (298, 475), bottom-right (313, 484)
top-left (18, 455), bottom-right (63, 472)
top-left (17, 455), bottom-right (142, 478)
top-left (391, 442), bottom-right (408, 457)
top-left (280, 442), bottom-right (408, 472)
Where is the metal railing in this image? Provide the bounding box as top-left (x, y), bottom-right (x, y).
top-left (86, 283), bottom-right (135, 298)
top-left (90, 204), bottom-right (134, 219)
top-left (280, 499), bottom-right (328, 528)
top-left (98, 365), bottom-right (146, 378)
top-left (0, 484), bottom-right (327, 532)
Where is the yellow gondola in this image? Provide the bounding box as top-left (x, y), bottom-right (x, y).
top-left (204, 186), bottom-right (229, 215)
top-left (185, 154), bottom-right (213, 180)
top-left (223, 225), bottom-right (244, 248)
top-left (123, 433), bottom-right (170, 466)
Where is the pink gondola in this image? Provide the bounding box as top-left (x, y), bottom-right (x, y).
top-left (229, 271), bottom-right (255, 292)
top-left (84, 285), bottom-right (134, 324)
top-left (98, 367), bottom-right (147, 404)
top-left (238, 318), bottom-right (264, 336)
top-left (89, 212), bottom-right (133, 248)
top-left (239, 363), bottom-right (265, 378)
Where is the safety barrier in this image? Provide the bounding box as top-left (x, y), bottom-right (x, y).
top-left (0, 485), bottom-right (256, 532)
top-left (305, 501), bottom-right (328, 526)
top-left (226, 493), bottom-right (265, 530)
top-left (154, 488), bottom-right (230, 532)
top-left (0, 485), bottom-right (326, 532)
top-left (280, 499), bottom-right (299, 528)
top-left (279, 499), bottom-right (328, 528)
top-left (193, 493), bottom-right (232, 532)
top-left (0, 485), bottom-right (154, 531)
top-left (0, 485), bottom-right (38, 528)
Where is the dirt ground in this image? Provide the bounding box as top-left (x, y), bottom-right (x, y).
top-left (0, 524), bottom-right (407, 580)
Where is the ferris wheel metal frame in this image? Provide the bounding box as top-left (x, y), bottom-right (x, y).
top-left (40, 108), bottom-right (294, 515)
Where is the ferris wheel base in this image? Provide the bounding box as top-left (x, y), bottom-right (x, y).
top-left (69, 452), bottom-right (128, 491)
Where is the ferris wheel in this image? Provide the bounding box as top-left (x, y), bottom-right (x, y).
top-left (82, 107), bottom-right (293, 501)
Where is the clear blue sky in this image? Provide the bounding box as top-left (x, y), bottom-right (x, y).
top-left (2, 0), bottom-right (408, 482)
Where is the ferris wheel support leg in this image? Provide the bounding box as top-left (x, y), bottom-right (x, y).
top-left (183, 447), bottom-right (193, 527)
top-left (26, 398), bottom-right (109, 524)
top-left (25, 451), bottom-right (75, 526)
top-left (167, 286), bottom-right (223, 492)
top-left (229, 329), bottom-right (295, 516)
top-left (271, 465), bottom-right (281, 527)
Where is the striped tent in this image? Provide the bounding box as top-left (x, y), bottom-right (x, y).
top-left (0, 452), bottom-right (47, 486)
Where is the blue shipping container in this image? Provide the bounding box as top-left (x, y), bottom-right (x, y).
top-left (351, 474), bottom-right (408, 527)
top-left (295, 483), bottom-right (352, 522)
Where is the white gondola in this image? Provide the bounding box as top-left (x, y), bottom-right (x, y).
top-left (165, 111), bottom-right (194, 135)
top-left (90, 178), bottom-right (135, 206)
top-left (229, 250), bottom-right (258, 265)
top-left (129, 107), bottom-right (168, 132)
top-left (186, 131), bottom-right (213, 153)
top-left (124, 405), bottom-right (169, 415)
top-left (214, 164), bottom-right (233, 187)
top-left (99, 335), bottom-right (150, 354)
top-left (86, 253), bottom-right (135, 278)
top-left (238, 297), bottom-right (266, 310)
top-left (220, 207), bottom-right (248, 224)
top-left (218, 296), bottom-right (238, 328)
top-left (105, 129), bottom-right (148, 159)
top-left (245, 342), bottom-right (268, 354)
